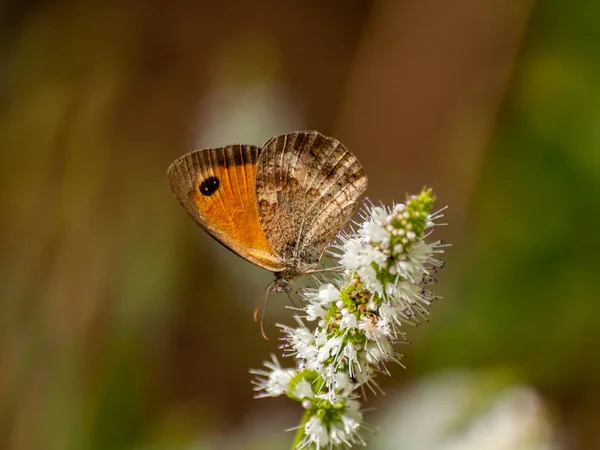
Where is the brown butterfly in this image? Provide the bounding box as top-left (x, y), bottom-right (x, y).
top-left (168, 131), bottom-right (367, 333)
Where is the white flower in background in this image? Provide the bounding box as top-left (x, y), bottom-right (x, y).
top-left (252, 189), bottom-right (448, 448)
top-left (371, 371), bottom-right (561, 450)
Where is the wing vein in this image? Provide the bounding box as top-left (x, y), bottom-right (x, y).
top-left (206, 149), bottom-right (231, 222)
top-left (229, 147), bottom-right (244, 210)
top-left (293, 139), bottom-right (343, 253)
top-left (299, 148), bottom-right (349, 219)
top-left (239, 145), bottom-right (248, 206)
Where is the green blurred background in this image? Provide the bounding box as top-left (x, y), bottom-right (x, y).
top-left (1, 1), bottom-right (599, 449)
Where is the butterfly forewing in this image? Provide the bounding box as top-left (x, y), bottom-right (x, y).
top-left (168, 145), bottom-right (285, 271)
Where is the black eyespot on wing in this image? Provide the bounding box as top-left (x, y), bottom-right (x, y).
top-left (199, 176), bottom-right (219, 196)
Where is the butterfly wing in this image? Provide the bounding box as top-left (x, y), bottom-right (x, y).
top-left (168, 145), bottom-right (285, 272)
top-left (255, 131), bottom-right (368, 269)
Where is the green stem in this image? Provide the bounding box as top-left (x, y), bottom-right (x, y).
top-left (291, 409), bottom-right (310, 449)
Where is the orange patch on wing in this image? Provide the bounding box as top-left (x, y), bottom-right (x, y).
top-left (191, 162), bottom-right (284, 271)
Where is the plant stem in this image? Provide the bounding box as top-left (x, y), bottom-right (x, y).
top-left (291, 410), bottom-right (310, 449)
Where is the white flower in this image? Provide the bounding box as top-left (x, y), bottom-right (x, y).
top-left (332, 370), bottom-right (355, 396)
top-left (378, 303), bottom-right (396, 321)
top-left (339, 236), bottom-right (386, 274)
top-left (358, 315), bottom-right (391, 343)
top-left (378, 303), bottom-right (405, 337)
top-left (385, 280), bottom-right (398, 296)
top-left (408, 239), bottom-right (444, 272)
top-left (359, 219), bottom-right (389, 243)
top-left (319, 284), bottom-right (341, 302)
top-left (304, 284), bottom-right (340, 306)
top-left (300, 415), bottom-right (330, 448)
top-left (389, 281), bottom-right (436, 320)
top-left (304, 284), bottom-right (342, 322)
top-left (250, 354), bottom-right (295, 398)
top-left (304, 400), bottom-right (366, 449)
top-left (339, 400), bottom-right (365, 441)
top-left (330, 416), bottom-right (363, 447)
top-left (353, 367), bottom-right (380, 394)
top-left (342, 342), bottom-right (362, 379)
top-left (314, 327), bottom-right (329, 347)
top-left (362, 245), bottom-right (387, 267)
top-left (318, 334), bottom-right (344, 364)
top-left (340, 312), bottom-right (358, 330)
top-left (305, 303), bottom-right (328, 321)
top-left (357, 264), bottom-right (383, 295)
top-left (318, 364), bottom-right (339, 398)
top-left (394, 259), bottom-right (417, 281)
top-left (364, 339), bottom-right (397, 368)
top-left (293, 379), bottom-right (314, 400)
top-left (299, 400), bottom-right (366, 449)
top-left (368, 205), bottom-right (388, 224)
top-left (339, 238), bottom-right (365, 270)
top-left (280, 323), bottom-right (318, 365)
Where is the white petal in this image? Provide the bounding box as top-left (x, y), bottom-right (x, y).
top-left (294, 379), bottom-right (314, 399)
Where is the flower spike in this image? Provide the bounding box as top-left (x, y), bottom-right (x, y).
top-left (251, 188), bottom-right (448, 448)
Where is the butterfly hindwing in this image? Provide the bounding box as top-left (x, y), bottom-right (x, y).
top-left (255, 131), bottom-right (368, 269)
top-left (168, 145), bottom-right (285, 271)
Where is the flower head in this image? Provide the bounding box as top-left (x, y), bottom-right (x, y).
top-left (297, 399), bottom-right (366, 449)
top-left (252, 188), bottom-right (448, 448)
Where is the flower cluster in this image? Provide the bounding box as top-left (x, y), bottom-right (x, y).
top-left (251, 189), bottom-right (447, 449)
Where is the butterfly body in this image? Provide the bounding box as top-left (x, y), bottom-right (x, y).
top-left (168, 131), bottom-right (367, 288)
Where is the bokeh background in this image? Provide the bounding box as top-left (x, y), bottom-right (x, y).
top-left (1, 1), bottom-right (599, 449)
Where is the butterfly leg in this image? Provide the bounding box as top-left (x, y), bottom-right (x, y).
top-left (285, 289), bottom-right (299, 308)
top-left (307, 267), bottom-right (345, 275)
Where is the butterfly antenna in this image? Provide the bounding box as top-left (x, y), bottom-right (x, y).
top-left (254, 283), bottom-right (273, 340)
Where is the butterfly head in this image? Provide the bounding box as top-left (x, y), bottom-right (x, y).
top-left (272, 251), bottom-right (321, 292)
top-left (272, 270), bottom-right (297, 293)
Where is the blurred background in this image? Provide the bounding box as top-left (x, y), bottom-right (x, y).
top-left (1, 0), bottom-right (599, 449)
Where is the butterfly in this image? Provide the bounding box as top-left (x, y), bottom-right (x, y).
top-left (168, 131), bottom-right (367, 333)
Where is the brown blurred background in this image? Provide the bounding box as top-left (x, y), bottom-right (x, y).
top-left (1, 0), bottom-right (599, 449)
